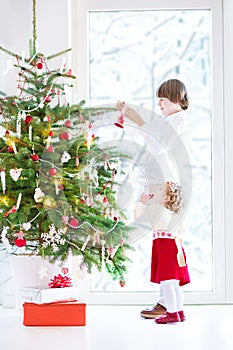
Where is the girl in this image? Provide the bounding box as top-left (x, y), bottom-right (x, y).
top-left (117, 79), bottom-right (191, 321)
top-left (117, 78), bottom-right (189, 132)
top-left (117, 79), bottom-right (191, 184)
top-left (135, 181), bottom-right (190, 324)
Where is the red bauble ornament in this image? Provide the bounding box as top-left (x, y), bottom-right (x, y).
top-left (59, 132), bottom-right (69, 140)
top-left (37, 62), bottom-right (43, 69)
top-left (49, 167), bottom-right (57, 176)
top-left (120, 239), bottom-right (124, 246)
top-left (63, 132), bottom-right (69, 140)
top-left (68, 217), bottom-right (79, 229)
top-left (58, 184), bottom-right (64, 190)
top-left (66, 69), bottom-right (72, 76)
top-left (5, 130), bottom-right (10, 136)
top-left (65, 120), bottom-right (73, 128)
top-left (80, 197), bottom-right (86, 204)
top-left (32, 154), bottom-right (39, 161)
top-left (8, 146), bottom-right (13, 153)
top-left (108, 246), bottom-right (114, 255)
top-left (44, 95), bottom-right (52, 103)
top-left (49, 131), bottom-right (54, 137)
top-left (119, 280), bottom-right (125, 287)
top-left (25, 115), bottom-right (33, 123)
top-left (15, 237), bottom-right (26, 247)
top-left (47, 145), bottom-right (54, 153)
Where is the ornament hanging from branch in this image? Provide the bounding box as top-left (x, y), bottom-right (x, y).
top-left (68, 217), bottom-right (79, 229)
top-left (61, 151), bottom-right (71, 163)
top-left (10, 168), bottom-right (22, 181)
top-left (0, 170), bottom-right (6, 194)
top-left (34, 187), bottom-right (45, 203)
top-left (15, 230), bottom-right (26, 247)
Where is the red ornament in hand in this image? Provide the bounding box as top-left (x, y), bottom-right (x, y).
top-left (114, 115), bottom-right (124, 128)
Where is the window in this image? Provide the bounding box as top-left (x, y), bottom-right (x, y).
top-left (70, 0), bottom-right (224, 304)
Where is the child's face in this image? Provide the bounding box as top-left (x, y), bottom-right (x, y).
top-left (157, 97), bottom-right (181, 117)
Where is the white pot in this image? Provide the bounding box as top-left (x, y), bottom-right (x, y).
top-left (10, 255), bottom-right (61, 289)
top-left (10, 255), bottom-right (63, 309)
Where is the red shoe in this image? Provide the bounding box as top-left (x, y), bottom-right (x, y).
top-left (178, 310), bottom-right (186, 322)
top-left (155, 311), bottom-right (180, 324)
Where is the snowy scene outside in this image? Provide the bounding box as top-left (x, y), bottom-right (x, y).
top-left (88, 10), bottom-right (212, 293)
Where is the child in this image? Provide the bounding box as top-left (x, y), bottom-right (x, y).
top-left (117, 78), bottom-right (189, 134)
top-left (135, 182), bottom-right (190, 324)
top-left (117, 79), bottom-right (191, 319)
top-left (117, 78), bottom-right (191, 184)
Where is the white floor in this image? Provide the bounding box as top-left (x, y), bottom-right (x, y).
top-left (1, 304), bottom-right (233, 350)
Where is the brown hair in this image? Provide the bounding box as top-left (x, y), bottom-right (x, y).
top-left (164, 181), bottom-right (183, 213)
top-left (156, 79), bottom-right (189, 110)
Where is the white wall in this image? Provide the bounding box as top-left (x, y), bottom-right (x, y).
top-left (0, 0), bottom-right (69, 94)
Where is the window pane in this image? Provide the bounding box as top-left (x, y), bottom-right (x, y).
top-left (89, 10), bottom-right (212, 292)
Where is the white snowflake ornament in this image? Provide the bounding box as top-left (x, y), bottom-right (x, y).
top-left (61, 151), bottom-right (71, 163)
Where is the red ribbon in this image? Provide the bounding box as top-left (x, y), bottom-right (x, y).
top-left (48, 274), bottom-right (72, 288)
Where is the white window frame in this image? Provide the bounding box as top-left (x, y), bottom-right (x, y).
top-left (68, 0), bottom-right (230, 305)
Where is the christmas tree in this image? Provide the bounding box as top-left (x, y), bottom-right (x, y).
top-left (0, 0), bottom-right (133, 283)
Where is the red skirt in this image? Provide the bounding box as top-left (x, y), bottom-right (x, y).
top-left (150, 237), bottom-right (190, 286)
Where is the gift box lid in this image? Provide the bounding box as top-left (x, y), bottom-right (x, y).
top-left (20, 286), bottom-right (79, 304)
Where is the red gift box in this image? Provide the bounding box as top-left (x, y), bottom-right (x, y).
top-left (23, 299), bottom-right (86, 326)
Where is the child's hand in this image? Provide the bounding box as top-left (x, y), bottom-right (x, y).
top-left (125, 107), bottom-right (145, 126)
top-left (116, 101), bottom-right (125, 111)
top-left (139, 193), bottom-right (154, 204)
top-left (116, 102), bottom-right (145, 126)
